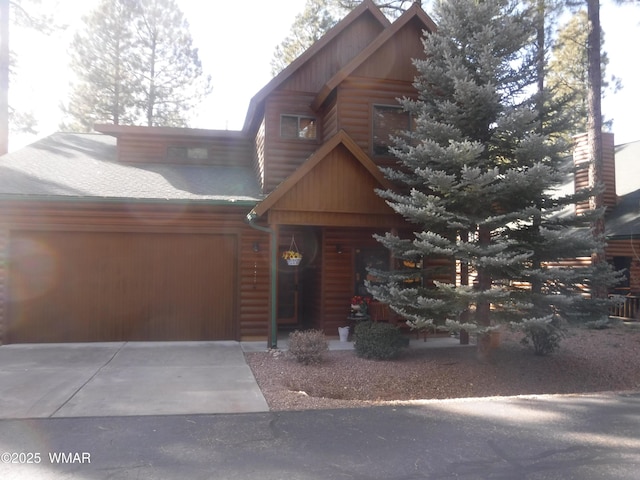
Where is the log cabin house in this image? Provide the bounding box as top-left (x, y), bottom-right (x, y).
top-left (576, 134), bottom-right (640, 320)
top-left (0, 1), bottom-right (439, 345)
top-left (0, 1), bottom-right (636, 346)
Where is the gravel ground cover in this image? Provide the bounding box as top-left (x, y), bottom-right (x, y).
top-left (245, 324), bottom-right (640, 411)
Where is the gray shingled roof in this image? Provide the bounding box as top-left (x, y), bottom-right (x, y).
top-left (607, 140), bottom-right (640, 238)
top-left (0, 133), bottom-right (262, 204)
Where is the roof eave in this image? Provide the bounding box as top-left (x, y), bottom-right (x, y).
top-left (95, 124), bottom-right (250, 140)
top-left (311, 4), bottom-right (437, 111)
top-left (0, 194), bottom-right (262, 207)
top-left (242, 0), bottom-right (390, 133)
top-left (251, 129), bottom-right (393, 218)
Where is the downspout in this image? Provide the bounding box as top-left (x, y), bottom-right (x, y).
top-left (246, 211), bottom-right (278, 349)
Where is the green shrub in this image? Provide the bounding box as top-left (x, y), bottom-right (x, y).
top-left (354, 321), bottom-right (405, 360)
top-left (585, 318), bottom-right (614, 330)
top-left (513, 316), bottom-right (566, 356)
top-left (288, 329), bottom-right (329, 365)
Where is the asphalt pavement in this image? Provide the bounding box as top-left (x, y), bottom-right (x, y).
top-left (1, 391), bottom-right (639, 479)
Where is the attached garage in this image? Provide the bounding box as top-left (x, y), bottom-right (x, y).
top-left (7, 230), bottom-right (237, 343)
top-left (0, 130), bottom-right (267, 344)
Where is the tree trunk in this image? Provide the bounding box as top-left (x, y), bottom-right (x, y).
top-left (0, 0), bottom-right (9, 155)
top-left (535, 0), bottom-right (545, 126)
top-left (531, 0), bottom-right (546, 297)
top-left (587, 0), bottom-right (606, 299)
top-left (476, 225), bottom-right (492, 328)
top-left (476, 225), bottom-right (493, 361)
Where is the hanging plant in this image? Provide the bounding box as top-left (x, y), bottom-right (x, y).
top-left (282, 235), bottom-right (302, 266)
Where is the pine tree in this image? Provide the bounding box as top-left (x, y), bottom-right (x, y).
top-left (368, 0), bottom-right (617, 358)
top-left (546, 10), bottom-right (619, 136)
top-left (270, 1), bottom-right (434, 76)
top-left (130, 0), bottom-right (211, 127)
top-left (336, 0), bottom-right (431, 18)
top-left (63, 0), bottom-right (211, 130)
top-left (63, 0), bottom-right (137, 132)
top-left (270, 0), bottom-right (339, 76)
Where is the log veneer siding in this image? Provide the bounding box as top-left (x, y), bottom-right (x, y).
top-left (0, 201), bottom-right (273, 343)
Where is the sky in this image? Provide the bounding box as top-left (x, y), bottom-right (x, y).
top-left (8, 0), bottom-right (640, 151)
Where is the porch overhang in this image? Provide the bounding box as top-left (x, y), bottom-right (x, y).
top-left (250, 130), bottom-right (406, 228)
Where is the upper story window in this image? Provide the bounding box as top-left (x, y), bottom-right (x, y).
top-left (281, 115), bottom-right (317, 140)
top-left (372, 105), bottom-right (411, 156)
top-left (167, 146), bottom-right (210, 162)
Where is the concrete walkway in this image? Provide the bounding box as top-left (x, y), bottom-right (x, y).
top-left (0, 342), bottom-right (269, 419)
top-left (0, 335), bottom-right (466, 420)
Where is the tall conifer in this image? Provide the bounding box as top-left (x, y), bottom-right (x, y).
top-left (63, 0), bottom-right (210, 130)
top-left (369, 0), bottom-right (617, 358)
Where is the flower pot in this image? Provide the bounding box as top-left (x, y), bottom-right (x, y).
top-left (338, 326), bottom-right (349, 342)
top-left (286, 257), bottom-right (302, 266)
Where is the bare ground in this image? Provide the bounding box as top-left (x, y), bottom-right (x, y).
top-left (245, 324), bottom-right (640, 411)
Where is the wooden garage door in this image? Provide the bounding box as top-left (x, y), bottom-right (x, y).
top-left (7, 231), bottom-right (237, 343)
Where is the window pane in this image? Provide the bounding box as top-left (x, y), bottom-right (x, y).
top-left (281, 115), bottom-right (317, 140)
top-left (186, 147), bottom-right (208, 160)
top-left (299, 118), bottom-right (317, 139)
top-left (281, 116), bottom-right (299, 138)
top-left (166, 146), bottom-right (209, 161)
top-left (373, 106), bottom-right (410, 155)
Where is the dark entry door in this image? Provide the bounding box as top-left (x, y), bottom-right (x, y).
top-left (277, 259), bottom-right (299, 325)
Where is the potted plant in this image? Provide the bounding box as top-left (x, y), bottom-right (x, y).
top-left (350, 295), bottom-right (371, 316)
top-left (282, 249), bottom-right (302, 266)
top-left (282, 235), bottom-right (302, 266)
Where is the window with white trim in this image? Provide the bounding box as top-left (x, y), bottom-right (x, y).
top-left (280, 115), bottom-right (317, 140)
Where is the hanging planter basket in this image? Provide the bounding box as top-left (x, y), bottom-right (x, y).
top-left (282, 235), bottom-right (302, 266)
top-left (286, 257), bottom-right (302, 266)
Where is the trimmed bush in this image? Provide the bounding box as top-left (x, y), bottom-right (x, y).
top-left (354, 321), bottom-right (405, 360)
top-left (585, 318), bottom-right (614, 330)
top-left (515, 316), bottom-right (566, 356)
top-left (288, 329), bottom-right (329, 365)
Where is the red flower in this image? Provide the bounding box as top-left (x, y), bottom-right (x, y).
top-left (351, 296), bottom-right (371, 306)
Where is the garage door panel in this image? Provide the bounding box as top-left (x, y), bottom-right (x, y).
top-left (7, 231), bottom-right (237, 343)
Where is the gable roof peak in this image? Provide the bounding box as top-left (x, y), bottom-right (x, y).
top-left (311, 1), bottom-right (437, 110)
top-left (242, 0), bottom-right (390, 132)
top-left (251, 129), bottom-right (393, 217)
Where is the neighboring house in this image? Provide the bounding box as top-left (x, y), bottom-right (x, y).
top-left (0, 1), bottom-right (438, 344)
top-left (573, 133), bottom-right (640, 319)
top-left (605, 137), bottom-right (640, 299)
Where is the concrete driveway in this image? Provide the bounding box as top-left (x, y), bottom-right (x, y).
top-left (0, 342), bottom-right (269, 419)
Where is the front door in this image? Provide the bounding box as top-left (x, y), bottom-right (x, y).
top-left (277, 260), bottom-right (299, 325)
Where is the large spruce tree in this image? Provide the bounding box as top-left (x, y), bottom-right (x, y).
top-left (368, 0), bottom-right (617, 357)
